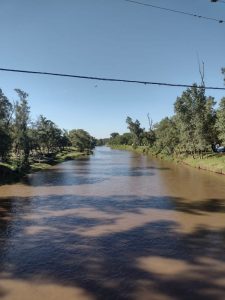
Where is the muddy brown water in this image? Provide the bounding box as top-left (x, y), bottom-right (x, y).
top-left (0, 147), bottom-right (225, 300)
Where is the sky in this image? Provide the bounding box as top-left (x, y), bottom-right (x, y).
top-left (0, 0), bottom-right (225, 138)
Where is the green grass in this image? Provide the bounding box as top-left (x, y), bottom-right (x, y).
top-left (30, 163), bottom-right (53, 172)
top-left (183, 154), bottom-right (225, 174)
top-left (56, 150), bottom-right (86, 162)
top-left (0, 148), bottom-right (90, 184)
top-left (110, 145), bottom-right (225, 175)
top-left (110, 144), bottom-right (149, 154)
top-left (30, 150), bottom-right (88, 172)
top-left (0, 162), bottom-right (15, 170)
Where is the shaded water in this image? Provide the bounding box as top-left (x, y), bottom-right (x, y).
top-left (0, 147), bottom-right (225, 300)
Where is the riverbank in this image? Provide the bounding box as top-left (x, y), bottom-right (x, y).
top-left (0, 148), bottom-right (89, 185)
top-left (110, 145), bottom-right (225, 175)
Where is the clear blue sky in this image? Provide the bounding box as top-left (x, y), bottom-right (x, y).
top-left (0, 0), bottom-right (224, 138)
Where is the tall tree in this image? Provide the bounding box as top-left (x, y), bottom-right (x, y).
top-left (215, 97), bottom-right (225, 144)
top-left (145, 113), bottom-right (156, 146)
top-left (14, 89), bottom-right (30, 169)
top-left (126, 116), bottom-right (143, 147)
top-left (0, 89), bottom-right (13, 160)
top-left (34, 115), bottom-right (62, 154)
top-left (69, 129), bottom-right (95, 152)
top-left (110, 132), bottom-right (119, 139)
top-left (154, 117), bottom-right (179, 155)
top-left (174, 84), bottom-right (214, 156)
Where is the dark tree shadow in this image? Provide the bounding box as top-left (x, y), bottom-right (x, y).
top-left (0, 194), bottom-right (225, 299)
top-left (21, 165), bottom-right (164, 187)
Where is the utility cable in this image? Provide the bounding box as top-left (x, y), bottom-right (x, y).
top-left (122, 0), bottom-right (224, 24)
top-left (0, 67), bottom-right (225, 90)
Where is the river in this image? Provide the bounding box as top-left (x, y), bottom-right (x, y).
top-left (0, 146), bottom-right (225, 300)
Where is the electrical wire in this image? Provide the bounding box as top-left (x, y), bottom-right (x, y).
top-left (0, 67), bottom-right (224, 90)
top-left (122, 0), bottom-right (224, 24)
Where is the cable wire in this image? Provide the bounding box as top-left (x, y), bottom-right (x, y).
top-left (122, 0), bottom-right (224, 24)
top-left (0, 67), bottom-right (224, 90)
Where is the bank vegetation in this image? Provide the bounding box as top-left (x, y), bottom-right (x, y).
top-left (108, 70), bottom-right (225, 174)
top-left (0, 88), bottom-right (96, 183)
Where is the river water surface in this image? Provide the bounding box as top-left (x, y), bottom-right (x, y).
top-left (0, 147), bottom-right (225, 300)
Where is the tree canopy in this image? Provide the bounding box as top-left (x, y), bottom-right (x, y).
top-left (0, 88), bottom-right (96, 170)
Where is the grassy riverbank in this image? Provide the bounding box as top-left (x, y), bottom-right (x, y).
top-left (182, 155), bottom-right (225, 175)
top-left (0, 148), bottom-right (89, 184)
top-left (30, 149), bottom-right (87, 172)
top-left (110, 145), bottom-right (225, 175)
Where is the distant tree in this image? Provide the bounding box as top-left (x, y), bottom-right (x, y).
top-left (13, 89), bottom-right (30, 169)
top-left (174, 84), bottom-right (213, 156)
top-left (204, 96), bottom-right (217, 145)
top-left (154, 117), bottom-right (179, 155)
top-left (144, 113), bottom-right (156, 146)
top-left (110, 132), bottom-right (119, 139)
top-left (59, 130), bottom-right (71, 150)
top-left (0, 128), bottom-right (12, 161)
top-left (126, 116), bottom-right (144, 147)
top-left (96, 138), bottom-right (106, 146)
top-left (34, 115), bottom-right (62, 154)
top-left (0, 89), bottom-right (13, 160)
top-left (120, 132), bottom-right (133, 145)
top-left (0, 89), bottom-right (13, 125)
top-left (215, 97), bottom-right (225, 144)
top-left (69, 129), bottom-right (95, 152)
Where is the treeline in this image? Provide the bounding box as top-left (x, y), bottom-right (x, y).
top-left (0, 88), bottom-right (96, 171)
top-left (109, 84), bottom-right (225, 158)
top-left (96, 138), bottom-right (110, 146)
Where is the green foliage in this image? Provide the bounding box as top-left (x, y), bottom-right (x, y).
top-left (0, 87), bottom-right (96, 180)
top-left (0, 89), bottom-right (12, 125)
top-left (0, 89), bottom-right (12, 161)
top-left (110, 84), bottom-right (220, 159)
top-left (215, 97), bottom-right (225, 144)
top-left (126, 116), bottom-right (144, 146)
top-left (108, 132), bottom-right (133, 146)
top-left (141, 130), bottom-right (156, 147)
top-left (96, 138), bottom-right (109, 146)
top-left (0, 128), bottom-right (11, 161)
top-left (69, 129), bottom-right (95, 152)
top-left (174, 85), bottom-right (215, 155)
top-left (110, 132), bottom-right (119, 139)
top-left (33, 115), bottom-right (63, 154)
top-left (13, 89), bottom-right (31, 170)
top-left (153, 117), bottom-right (179, 155)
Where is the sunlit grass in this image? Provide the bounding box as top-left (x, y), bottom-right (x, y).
top-left (0, 148), bottom-right (89, 183)
top-left (30, 163), bottom-right (52, 172)
top-left (110, 145), bottom-right (225, 175)
top-left (56, 150), bottom-right (86, 162)
top-left (0, 162), bottom-right (14, 170)
top-left (183, 154), bottom-right (225, 174)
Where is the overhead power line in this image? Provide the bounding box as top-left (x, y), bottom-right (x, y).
top-left (122, 0), bottom-right (224, 24)
top-left (0, 67), bottom-right (225, 90)
top-left (211, 0), bottom-right (225, 4)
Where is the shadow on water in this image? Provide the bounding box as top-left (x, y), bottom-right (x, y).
top-left (1, 195), bottom-right (224, 216)
top-left (0, 194), bottom-right (225, 299)
top-left (22, 173), bottom-right (109, 187)
top-left (22, 165), bottom-right (169, 187)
